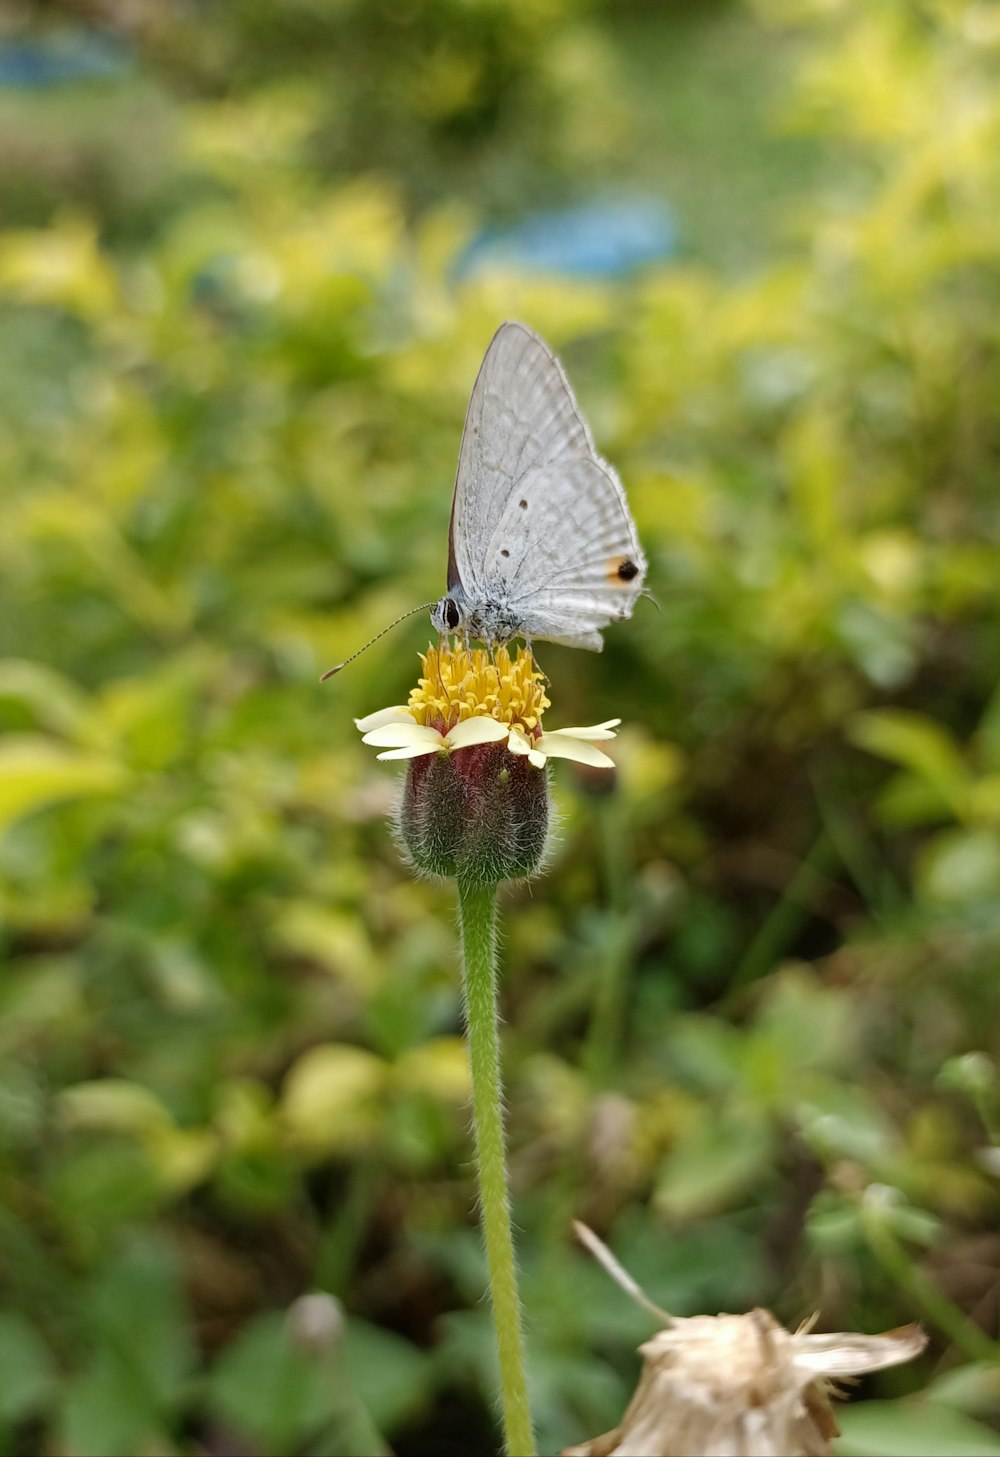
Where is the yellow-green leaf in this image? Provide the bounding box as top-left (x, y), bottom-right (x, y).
top-left (280, 1044), bottom-right (386, 1156)
top-left (0, 735), bottom-right (126, 836)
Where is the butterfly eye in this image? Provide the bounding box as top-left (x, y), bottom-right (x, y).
top-left (444, 598), bottom-right (462, 630)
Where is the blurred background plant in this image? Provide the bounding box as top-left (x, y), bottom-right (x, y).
top-left (2, 0), bottom-right (1000, 1453)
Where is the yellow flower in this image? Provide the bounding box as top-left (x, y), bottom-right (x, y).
top-left (357, 643), bottom-right (620, 770)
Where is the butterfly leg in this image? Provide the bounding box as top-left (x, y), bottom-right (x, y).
top-left (524, 632), bottom-right (542, 674)
top-left (526, 637), bottom-right (548, 681)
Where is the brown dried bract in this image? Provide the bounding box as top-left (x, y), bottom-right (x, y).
top-left (563, 1225), bottom-right (927, 1457)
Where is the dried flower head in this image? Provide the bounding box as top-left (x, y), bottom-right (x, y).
top-left (356, 642), bottom-right (621, 883)
top-left (564, 1223), bottom-right (927, 1457)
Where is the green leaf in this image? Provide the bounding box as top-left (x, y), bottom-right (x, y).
top-left (924, 1363), bottom-right (1000, 1419)
top-left (59, 1240), bottom-right (192, 1454)
top-left (342, 1318), bottom-right (430, 1435)
top-left (88, 1236), bottom-right (195, 1411)
top-left (527, 1346), bottom-right (631, 1457)
top-left (875, 773), bottom-right (956, 829)
top-left (47, 1143), bottom-right (163, 1247)
top-left (849, 711), bottom-right (971, 818)
top-left (835, 602), bottom-right (917, 691)
top-left (796, 1081), bottom-right (901, 1166)
top-left (0, 1059), bottom-right (44, 1150)
top-left (654, 1114), bottom-right (774, 1220)
top-left (807, 1193), bottom-right (865, 1255)
top-left (0, 1312), bottom-right (57, 1423)
top-left (747, 970), bottom-right (853, 1095)
top-left (60, 1350), bottom-right (162, 1457)
top-left (280, 1044), bottom-right (387, 1156)
top-left (836, 1398), bottom-right (1000, 1456)
top-left (58, 1079), bottom-right (174, 1136)
top-left (96, 651), bottom-right (216, 771)
top-left (207, 1309), bottom-right (340, 1452)
top-left (0, 659), bottom-right (98, 743)
top-left (916, 828), bottom-right (1000, 907)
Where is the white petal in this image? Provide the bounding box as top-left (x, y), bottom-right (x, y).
top-left (447, 716), bottom-right (510, 750)
top-left (506, 726), bottom-right (533, 757)
top-left (527, 748), bottom-right (546, 769)
top-left (536, 732), bottom-right (616, 770)
top-left (355, 706), bottom-right (415, 732)
top-left (547, 719), bottom-right (621, 741)
top-left (376, 743), bottom-right (441, 761)
top-left (362, 723), bottom-right (444, 749)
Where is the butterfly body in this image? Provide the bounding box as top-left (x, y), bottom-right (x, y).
top-left (434, 321), bottom-right (646, 652)
top-left (431, 587), bottom-right (523, 646)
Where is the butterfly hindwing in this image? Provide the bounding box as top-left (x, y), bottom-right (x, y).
top-left (482, 456), bottom-right (646, 648)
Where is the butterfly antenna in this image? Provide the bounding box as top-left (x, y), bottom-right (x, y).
top-left (572, 1220), bottom-right (673, 1327)
top-left (320, 603), bottom-right (435, 680)
top-left (639, 588), bottom-right (661, 614)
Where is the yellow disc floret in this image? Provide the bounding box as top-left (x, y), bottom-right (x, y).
top-left (408, 643), bottom-right (550, 735)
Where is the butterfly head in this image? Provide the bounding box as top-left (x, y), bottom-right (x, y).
top-left (430, 592), bottom-right (466, 636)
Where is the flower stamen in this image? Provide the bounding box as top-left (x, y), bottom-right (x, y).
top-left (408, 643), bottom-right (550, 737)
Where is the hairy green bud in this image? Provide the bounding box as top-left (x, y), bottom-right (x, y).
top-left (399, 742), bottom-right (548, 885)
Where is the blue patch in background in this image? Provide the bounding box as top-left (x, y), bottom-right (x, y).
top-left (456, 197), bottom-right (676, 280)
top-left (0, 31), bottom-right (130, 89)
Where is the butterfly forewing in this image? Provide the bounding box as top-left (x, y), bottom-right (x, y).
top-left (449, 322), bottom-right (594, 593)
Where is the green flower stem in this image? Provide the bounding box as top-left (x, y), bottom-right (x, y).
top-left (864, 1211), bottom-right (1000, 1366)
top-left (457, 876), bottom-right (535, 1457)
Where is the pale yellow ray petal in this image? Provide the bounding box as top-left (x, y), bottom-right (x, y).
top-left (506, 726), bottom-right (533, 757)
top-left (355, 706), bottom-right (416, 732)
top-left (447, 717), bottom-right (510, 750)
top-left (376, 743), bottom-right (441, 761)
top-left (546, 719), bottom-right (621, 741)
top-left (362, 723), bottom-right (443, 749)
top-left (536, 733), bottom-right (615, 769)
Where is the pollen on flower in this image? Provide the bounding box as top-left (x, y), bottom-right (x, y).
top-left (407, 642), bottom-right (551, 735)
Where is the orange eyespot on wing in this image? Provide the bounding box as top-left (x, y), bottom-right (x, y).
top-left (608, 556), bottom-right (640, 584)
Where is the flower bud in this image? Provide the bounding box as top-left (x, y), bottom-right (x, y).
top-left (399, 739), bottom-right (548, 884)
top-left (357, 642), bottom-right (619, 886)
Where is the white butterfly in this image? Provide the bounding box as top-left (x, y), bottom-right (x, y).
top-left (322, 322), bottom-right (645, 678)
top-left (429, 321), bottom-right (646, 652)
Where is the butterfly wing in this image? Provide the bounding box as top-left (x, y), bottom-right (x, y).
top-left (448, 321), bottom-right (594, 595)
top-left (449, 321), bottom-right (646, 649)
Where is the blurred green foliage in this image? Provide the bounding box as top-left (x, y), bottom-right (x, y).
top-left (2, 1), bottom-right (1000, 1453)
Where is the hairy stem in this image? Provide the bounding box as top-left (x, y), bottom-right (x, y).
top-left (457, 876), bottom-right (535, 1457)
